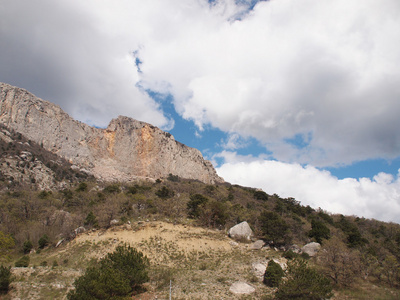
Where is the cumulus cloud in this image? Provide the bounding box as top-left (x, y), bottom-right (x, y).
top-left (0, 0), bottom-right (171, 128)
top-left (216, 152), bottom-right (400, 223)
top-left (136, 0), bottom-right (400, 166)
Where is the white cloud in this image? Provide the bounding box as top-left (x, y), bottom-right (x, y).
top-left (216, 152), bottom-right (400, 223)
top-left (1, 0), bottom-right (399, 166)
top-left (135, 0), bottom-right (400, 166)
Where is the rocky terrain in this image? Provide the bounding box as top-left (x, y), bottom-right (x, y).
top-left (0, 82), bottom-right (223, 184)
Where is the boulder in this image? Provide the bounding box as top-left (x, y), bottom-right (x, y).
top-left (229, 282), bottom-right (255, 294)
top-left (250, 240), bottom-right (265, 250)
top-left (252, 262), bottom-right (267, 279)
top-left (74, 226), bottom-right (86, 235)
top-left (110, 219), bottom-right (119, 226)
top-left (288, 244), bottom-right (301, 254)
top-left (228, 221), bottom-right (253, 241)
top-left (301, 242), bottom-right (321, 257)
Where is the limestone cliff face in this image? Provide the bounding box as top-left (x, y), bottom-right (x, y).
top-left (0, 82), bottom-right (224, 184)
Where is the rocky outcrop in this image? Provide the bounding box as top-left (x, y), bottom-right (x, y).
top-left (229, 282), bottom-right (255, 294)
top-left (0, 83), bottom-right (224, 184)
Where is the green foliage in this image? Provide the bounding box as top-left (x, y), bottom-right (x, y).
top-left (23, 240), bottom-right (33, 254)
top-left (0, 265), bottom-right (12, 294)
top-left (283, 250), bottom-right (298, 260)
top-left (15, 255), bottom-right (30, 267)
top-left (103, 184), bottom-right (121, 194)
top-left (76, 182), bottom-right (88, 192)
top-left (187, 194), bottom-right (208, 219)
top-left (155, 186), bottom-right (174, 198)
top-left (309, 219), bottom-right (331, 244)
top-left (68, 244), bottom-right (149, 300)
top-left (38, 234), bottom-right (49, 249)
top-left (167, 173), bottom-right (180, 182)
top-left (0, 230), bottom-right (15, 252)
top-left (275, 260), bottom-right (333, 300)
top-left (336, 215), bottom-right (367, 248)
top-left (84, 211), bottom-right (99, 228)
top-left (254, 190), bottom-right (268, 201)
top-left (259, 211), bottom-right (289, 245)
top-left (263, 260), bottom-right (284, 287)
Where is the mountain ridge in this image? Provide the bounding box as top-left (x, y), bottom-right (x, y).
top-left (0, 82), bottom-right (223, 184)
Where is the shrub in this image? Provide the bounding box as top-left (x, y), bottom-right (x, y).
top-left (283, 250), bottom-right (298, 260)
top-left (155, 186), bottom-right (174, 198)
top-left (259, 211), bottom-right (289, 245)
top-left (68, 244), bottom-right (149, 300)
top-left (38, 234), bottom-right (49, 249)
top-left (103, 184), bottom-right (121, 194)
top-left (187, 194), bottom-right (208, 219)
top-left (22, 240), bottom-right (33, 254)
top-left (275, 259), bottom-right (333, 300)
top-left (0, 230), bottom-right (15, 252)
top-left (263, 260), bottom-right (284, 287)
top-left (84, 211), bottom-right (99, 228)
top-left (254, 190), bottom-right (268, 201)
top-left (0, 265), bottom-right (12, 294)
top-left (309, 219), bottom-right (330, 244)
top-left (15, 256), bottom-right (30, 267)
top-left (76, 182), bottom-right (88, 192)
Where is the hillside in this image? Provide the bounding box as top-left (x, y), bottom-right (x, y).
top-left (0, 177), bottom-right (400, 299)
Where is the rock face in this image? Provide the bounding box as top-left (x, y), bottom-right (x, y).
top-left (228, 221), bottom-right (254, 241)
top-left (0, 83), bottom-right (224, 184)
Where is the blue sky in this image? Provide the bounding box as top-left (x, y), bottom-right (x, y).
top-left (1, 0), bottom-right (400, 222)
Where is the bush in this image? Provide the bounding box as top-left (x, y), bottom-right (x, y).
top-left (0, 265), bottom-right (12, 294)
top-left (68, 244), bottom-right (149, 300)
top-left (259, 211), bottom-right (289, 245)
top-left (254, 190), bottom-right (268, 201)
top-left (38, 234), bottom-right (49, 249)
top-left (84, 211), bottom-right (99, 228)
top-left (23, 240), bottom-right (33, 254)
top-left (275, 259), bottom-right (333, 300)
top-left (187, 194), bottom-right (208, 219)
top-left (309, 219), bottom-right (330, 244)
top-left (76, 182), bottom-right (88, 192)
top-left (103, 184), bottom-right (121, 194)
top-left (15, 256), bottom-right (30, 267)
top-left (0, 230), bottom-right (15, 252)
top-left (155, 186), bottom-right (174, 198)
top-left (263, 260), bottom-right (284, 287)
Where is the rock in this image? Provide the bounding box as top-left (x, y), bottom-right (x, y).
top-left (74, 226), bottom-right (86, 235)
top-left (250, 240), bottom-right (265, 250)
top-left (228, 221), bottom-right (253, 241)
top-left (110, 219), bottom-right (119, 226)
top-left (301, 242), bottom-right (321, 257)
top-left (252, 262), bottom-right (267, 279)
top-left (272, 258), bottom-right (288, 270)
top-left (229, 282), bottom-right (255, 294)
top-left (0, 82), bottom-right (224, 184)
top-left (288, 244), bottom-right (301, 254)
top-left (229, 241), bottom-right (239, 247)
top-left (55, 239), bottom-right (64, 248)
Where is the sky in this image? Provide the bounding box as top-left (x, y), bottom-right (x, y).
top-left (1, 0), bottom-right (400, 223)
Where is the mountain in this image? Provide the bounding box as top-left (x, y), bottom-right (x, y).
top-left (0, 82), bottom-right (223, 184)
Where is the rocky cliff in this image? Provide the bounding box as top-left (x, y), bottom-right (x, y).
top-left (0, 82), bottom-right (224, 184)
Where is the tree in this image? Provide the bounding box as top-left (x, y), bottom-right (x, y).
top-left (317, 236), bottom-right (360, 286)
top-left (0, 265), bottom-right (12, 294)
top-left (68, 244), bottom-right (149, 300)
top-left (155, 186), bottom-right (174, 199)
top-left (22, 240), bottom-right (33, 254)
top-left (259, 211), bottom-right (289, 245)
top-left (263, 260), bottom-right (284, 287)
top-left (309, 219), bottom-right (330, 244)
top-left (187, 194), bottom-right (208, 219)
top-left (275, 259), bottom-right (333, 300)
top-left (254, 190), bottom-right (268, 201)
top-left (84, 211), bottom-right (99, 228)
top-left (38, 234), bottom-right (49, 249)
top-left (0, 230), bottom-right (15, 253)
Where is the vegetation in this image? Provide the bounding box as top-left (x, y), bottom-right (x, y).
top-left (0, 265), bottom-right (12, 294)
top-left (263, 260), bottom-right (284, 287)
top-left (67, 244), bottom-right (149, 300)
top-left (275, 259), bottom-right (333, 300)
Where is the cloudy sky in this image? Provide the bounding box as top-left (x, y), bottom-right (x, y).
top-left (1, 0), bottom-right (400, 222)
